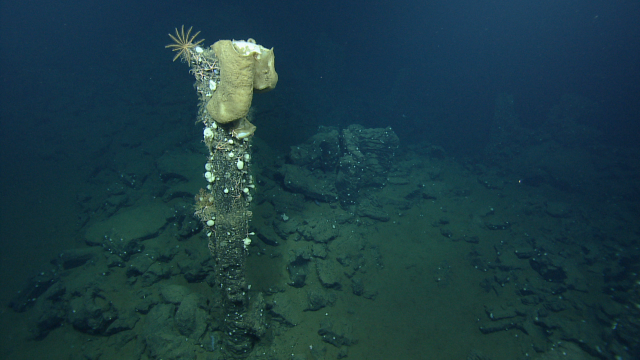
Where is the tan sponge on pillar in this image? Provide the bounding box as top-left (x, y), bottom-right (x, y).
top-left (206, 40), bottom-right (255, 124)
top-left (253, 45), bottom-right (278, 92)
top-left (206, 39), bottom-right (278, 124)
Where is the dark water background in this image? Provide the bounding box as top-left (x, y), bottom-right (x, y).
top-left (1, 0), bottom-right (639, 358)
top-left (2, 0), bottom-right (639, 154)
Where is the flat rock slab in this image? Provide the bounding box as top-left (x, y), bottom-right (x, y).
top-left (85, 203), bottom-right (172, 243)
top-left (281, 164), bottom-right (338, 202)
top-left (545, 201), bottom-right (572, 218)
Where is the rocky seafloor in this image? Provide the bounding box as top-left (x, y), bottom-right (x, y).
top-left (5, 124), bottom-right (640, 360)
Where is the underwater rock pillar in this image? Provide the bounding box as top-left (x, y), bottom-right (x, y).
top-left (167, 30), bottom-right (277, 357)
